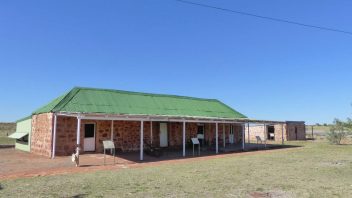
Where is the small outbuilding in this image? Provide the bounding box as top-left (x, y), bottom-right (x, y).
top-left (245, 121), bottom-right (306, 142)
top-left (8, 116), bottom-right (32, 152)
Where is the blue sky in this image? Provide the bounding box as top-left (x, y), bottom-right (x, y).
top-left (0, 0), bottom-right (351, 124)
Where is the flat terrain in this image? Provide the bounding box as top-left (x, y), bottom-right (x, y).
top-left (1, 140), bottom-right (352, 197)
top-left (0, 123), bottom-right (15, 145)
top-left (0, 122), bottom-right (15, 136)
top-left (305, 125), bottom-right (331, 138)
top-left (0, 137), bottom-right (14, 145)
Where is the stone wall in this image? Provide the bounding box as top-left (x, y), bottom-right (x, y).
top-left (53, 116), bottom-right (244, 156)
top-left (246, 125), bottom-right (265, 142)
top-left (246, 122), bottom-right (305, 142)
top-left (30, 114), bottom-right (304, 157)
top-left (31, 113), bottom-right (53, 157)
top-left (273, 124), bottom-right (286, 142)
top-left (246, 124), bottom-right (287, 142)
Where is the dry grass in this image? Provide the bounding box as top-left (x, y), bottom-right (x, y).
top-left (0, 137), bottom-right (14, 145)
top-left (0, 123), bottom-right (15, 137)
top-left (0, 141), bottom-right (352, 197)
top-left (0, 123), bottom-right (15, 145)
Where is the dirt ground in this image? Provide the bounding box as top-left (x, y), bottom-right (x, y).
top-left (0, 146), bottom-right (300, 180)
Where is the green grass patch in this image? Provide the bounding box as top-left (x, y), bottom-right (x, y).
top-left (0, 123), bottom-right (15, 145)
top-left (1, 141), bottom-right (352, 197)
top-left (0, 137), bottom-right (14, 145)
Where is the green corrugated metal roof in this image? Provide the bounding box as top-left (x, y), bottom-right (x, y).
top-left (32, 87), bottom-right (247, 119)
top-left (16, 115), bottom-right (32, 123)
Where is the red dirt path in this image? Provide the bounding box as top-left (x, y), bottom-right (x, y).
top-left (0, 147), bottom-right (300, 180)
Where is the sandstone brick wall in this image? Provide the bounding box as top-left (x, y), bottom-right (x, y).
top-left (53, 116), bottom-right (244, 156)
top-left (31, 113), bottom-right (53, 157)
top-left (273, 124), bottom-right (286, 142)
top-left (54, 118), bottom-right (172, 155)
top-left (31, 114), bottom-right (304, 157)
top-left (148, 122), bottom-right (242, 148)
top-left (246, 124), bottom-right (287, 142)
top-left (55, 116), bottom-right (79, 155)
top-left (246, 125), bottom-right (266, 141)
top-left (205, 124), bottom-right (243, 145)
top-left (246, 123), bottom-right (305, 142)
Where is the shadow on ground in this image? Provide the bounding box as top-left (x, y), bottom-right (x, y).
top-left (71, 194), bottom-right (88, 198)
top-left (109, 143), bottom-right (302, 164)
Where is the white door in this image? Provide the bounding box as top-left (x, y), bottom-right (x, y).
top-left (229, 125), bottom-right (234, 144)
top-left (159, 123), bottom-right (168, 147)
top-left (84, 124), bottom-right (95, 151)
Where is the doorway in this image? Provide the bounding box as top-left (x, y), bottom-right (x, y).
top-left (159, 123), bottom-right (168, 147)
top-left (197, 124), bottom-right (205, 146)
top-left (229, 125), bottom-right (234, 144)
top-left (267, 125), bottom-right (275, 140)
top-left (84, 123), bottom-right (96, 152)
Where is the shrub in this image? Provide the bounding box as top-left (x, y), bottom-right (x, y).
top-left (326, 129), bottom-right (346, 145)
top-left (327, 119), bottom-right (349, 145)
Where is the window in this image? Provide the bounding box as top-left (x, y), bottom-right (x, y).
top-left (197, 124), bottom-right (204, 135)
top-left (230, 125), bottom-right (234, 135)
top-left (85, 124), bottom-right (95, 138)
top-left (267, 126), bottom-right (275, 140)
top-left (16, 135), bottom-right (29, 145)
top-left (197, 124), bottom-right (205, 145)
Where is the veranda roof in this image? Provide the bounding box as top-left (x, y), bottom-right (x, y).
top-left (8, 131), bottom-right (28, 139)
top-left (32, 87), bottom-right (247, 119)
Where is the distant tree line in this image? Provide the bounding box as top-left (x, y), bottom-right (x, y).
top-left (315, 123), bottom-right (330, 126)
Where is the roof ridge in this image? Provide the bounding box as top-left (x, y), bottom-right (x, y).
top-left (51, 87), bottom-right (81, 112)
top-left (31, 86), bottom-right (247, 119)
top-left (75, 86), bottom-right (218, 102)
top-left (215, 99), bottom-right (247, 118)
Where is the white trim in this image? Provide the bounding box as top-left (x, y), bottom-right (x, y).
top-left (242, 124), bottom-right (245, 150)
top-left (159, 123), bottom-right (168, 147)
top-left (264, 123), bottom-right (267, 148)
top-left (51, 114), bottom-right (57, 159)
top-left (55, 112), bottom-right (291, 125)
top-left (56, 113), bottom-right (245, 124)
top-left (182, 121), bottom-right (186, 157)
top-left (215, 123), bottom-right (218, 154)
top-left (76, 117), bottom-right (81, 165)
top-left (247, 122), bottom-right (250, 144)
top-left (56, 112), bottom-right (250, 121)
top-left (83, 122), bottom-right (96, 152)
top-left (222, 123), bottom-right (225, 148)
top-left (150, 121), bottom-right (153, 145)
top-left (55, 112), bottom-right (292, 124)
top-left (111, 120), bottom-right (114, 141)
top-left (229, 124), bottom-right (234, 144)
top-left (140, 121), bottom-right (144, 161)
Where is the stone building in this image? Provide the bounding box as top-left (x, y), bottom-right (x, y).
top-left (245, 122), bottom-right (306, 143)
top-left (9, 87), bottom-right (305, 161)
